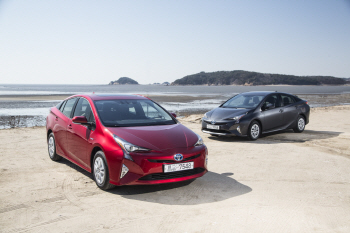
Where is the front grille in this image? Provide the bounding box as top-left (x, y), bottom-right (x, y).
top-left (148, 154), bottom-right (201, 163)
top-left (204, 120), bottom-right (227, 125)
top-left (139, 167), bottom-right (205, 181)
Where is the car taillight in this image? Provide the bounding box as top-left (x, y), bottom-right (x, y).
top-left (305, 101), bottom-right (308, 104)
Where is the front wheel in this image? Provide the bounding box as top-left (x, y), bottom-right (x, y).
top-left (293, 115), bottom-right (305, 133)
top-left (248, 121), bottom-right (260, 140)
top-left (92, 151), bottom-right (115, 190)
top-left (48, 133), bottom-right (61, 161)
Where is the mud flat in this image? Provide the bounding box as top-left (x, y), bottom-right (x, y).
top-left (0, 106), bottom-right (350, 232)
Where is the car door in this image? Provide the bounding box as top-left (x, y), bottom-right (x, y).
top-left (66, 97), bottom-right (95, 169)
top-left (57, 98), bottom-right (78, 157)
top-left (261, 94), bottom-right (284, 132)
top-left (280, 94), bottom-right (298, 128)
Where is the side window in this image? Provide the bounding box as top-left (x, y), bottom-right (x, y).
top-left (62, 98), bottom-right (77, 118)
top-left (73, 98), bottom-right (94, 122)
top-left (264, 94), bottom-right (281, 109)
top-left (281, 94), bottom-right (295, 106)
top-left (59, 101), bottom-right (66, 111)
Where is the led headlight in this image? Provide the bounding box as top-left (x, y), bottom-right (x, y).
top-left (194, 133), bottom-right (204, 146)
top-left (225, 113), bottom-right (246, 123)
top-left (202, 112), bottom-right (209, 121)
top-left (113, 135), bottom-right (150, 161)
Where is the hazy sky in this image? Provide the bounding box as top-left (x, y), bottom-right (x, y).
top-left (1, 0), bottom-right (349, 84)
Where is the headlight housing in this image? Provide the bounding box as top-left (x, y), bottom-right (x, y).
top-left (225, 113), bottom-right (246, 123)
top-left (202, 112), bottom-right (209, 121)
top-left (194, 133), bottom-right (204, 146)
top-left (113, 135), bottom-right (150, 160)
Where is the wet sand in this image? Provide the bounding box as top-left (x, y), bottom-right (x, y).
top-left (0, 105), bottom-right (350, 232)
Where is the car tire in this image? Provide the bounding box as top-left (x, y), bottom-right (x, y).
top-left (48, 133), bottom-right (61, 161)
top-left (92, 151), bottom-right (115, 190)
top-left (293, 115), bottom-right (305, 133)
top-left (248, 121), bottom-right (260, 140)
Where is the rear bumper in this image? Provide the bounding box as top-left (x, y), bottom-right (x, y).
top-left (106, 146), bottom-right (208, 186)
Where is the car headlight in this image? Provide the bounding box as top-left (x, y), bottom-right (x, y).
top-left (113, 135), bottom-right (150, 161)
top-left (225, 113), bottom-right (246, 122)
top-left (194, 133), bottom-right (204, 146)
top-left (202, 112), bottom-right (209, 121)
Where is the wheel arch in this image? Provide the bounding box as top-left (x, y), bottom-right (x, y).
top-left (47, 129), bottom-right (53, 141)
top-left (252, 118), bottom-right (263, 133)
top-left (90, 146), bottom-right (103, 171)
top-left (299, 113), bottom-right (306, 121)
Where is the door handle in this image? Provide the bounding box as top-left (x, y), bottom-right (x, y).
top-left (68, 124), bottom-right (73, 129)
top-left (55, 117), bottom-right (58, 121)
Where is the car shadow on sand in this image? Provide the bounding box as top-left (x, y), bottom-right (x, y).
top-left (57, 159), bottom-right (252, 205)
top-left (207, 129), bottom-right (342, 144)
top-left (108, 171), bottom-right (252, 205)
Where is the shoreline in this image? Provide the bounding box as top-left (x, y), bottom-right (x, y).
top-left (1, 104), bottom-right (350, 130)
top-left (1, 93), bottom-right (349, 129)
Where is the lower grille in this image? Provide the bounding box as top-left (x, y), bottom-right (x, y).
top-left (148, 154), bottom-right (201, 163)
top-left (202, 128), bottom-right (230, 134)
top-left (139, 167), bottom-right (205, 181)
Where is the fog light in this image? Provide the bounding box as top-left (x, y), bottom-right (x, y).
top-left (205, 147), bottom-right (208, 166)
top-left (237, 126), bottom-right (241, 134)
top-left (120, 164), bottom-right (129, 179)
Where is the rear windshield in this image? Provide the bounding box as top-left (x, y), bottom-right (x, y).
top-left (94, 99), bottom-right (176, 127)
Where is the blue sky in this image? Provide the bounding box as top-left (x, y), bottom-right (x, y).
top-left (0, 0), bottom-right (349, 84)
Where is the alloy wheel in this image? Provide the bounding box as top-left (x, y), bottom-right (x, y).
top-left (48, 136), bottom-right (55, 158)
top-left (298, 117), bottom-right (305, 131)
top-left (94, 157), bottom-right (105, 185)
top-left (251, 124), bottom-right (260, 139)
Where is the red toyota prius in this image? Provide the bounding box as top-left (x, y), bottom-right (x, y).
top-left (46, 94), bottom-right (208, 190)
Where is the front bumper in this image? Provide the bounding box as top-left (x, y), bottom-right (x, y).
top-left (105, 146), bottom-right (208, 186)
top-left (201, 120), bottom-right (248, 136)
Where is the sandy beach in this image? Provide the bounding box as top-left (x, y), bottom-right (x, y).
top-left (0, 105), bottom-right (350, 232)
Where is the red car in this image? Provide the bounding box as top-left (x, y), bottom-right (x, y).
top-left (46, 94), bottom-right (208, 190)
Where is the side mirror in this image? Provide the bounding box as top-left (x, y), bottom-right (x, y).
top-left (72, 116), bottom-right (90, 125)
top-left (171, 113), bottom-right (177, 118)
top-left (262, 103), bottom-right (274, 111)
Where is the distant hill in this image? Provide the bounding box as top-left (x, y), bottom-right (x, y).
top-left (172, 70), bottom-right (347, 86)
top-left (109, 77), bottom-right (138, 85)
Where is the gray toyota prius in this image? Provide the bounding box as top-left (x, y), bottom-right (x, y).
top-left (201, 91), bottom-right (310, 140)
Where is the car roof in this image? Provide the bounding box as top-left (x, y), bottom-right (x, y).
top-left (240, 91), bottom-right (275, 96)
top-left (240, 91), bottom-right (295, 96)
top-left (69, 94), bottom-right (149, 101)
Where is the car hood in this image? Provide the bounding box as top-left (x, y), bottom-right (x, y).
top-left (208, 107), bottom-right (249, 120)
top-left (107, 124), bottom-right (198, 151)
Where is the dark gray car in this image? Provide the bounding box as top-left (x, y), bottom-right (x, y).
top-left (201, 91), bottom-right (310, 140)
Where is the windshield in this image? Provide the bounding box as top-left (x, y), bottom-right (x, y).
top-left (222, 94), bottom-right (265, 109)
top-left (94, 99), bottom-right (176, 127)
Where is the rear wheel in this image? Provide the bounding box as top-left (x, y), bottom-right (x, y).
top-left (92, 151), bottom-right (115, 190)
top-left (293, 115), bottom-right (305, 133)
top-left (48, 133), bottom-right (61, 161)
top-left (248, 121), bottom-right (260, 140)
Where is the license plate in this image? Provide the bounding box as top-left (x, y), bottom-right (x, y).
top-left (207, 124), bottom-right (219, 130)
top-left (164, 162), bottom-right (194, 173)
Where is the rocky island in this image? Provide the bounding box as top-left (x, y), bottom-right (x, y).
top-left (109, 77), bottom-right (138, 85)
top-left (172, 70), bottom-right (348, 86)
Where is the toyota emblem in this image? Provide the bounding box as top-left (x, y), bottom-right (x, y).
top-left (174, 154), bottom-right (183, 161)
top-left (211, 120), bottom-right (216, 124)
